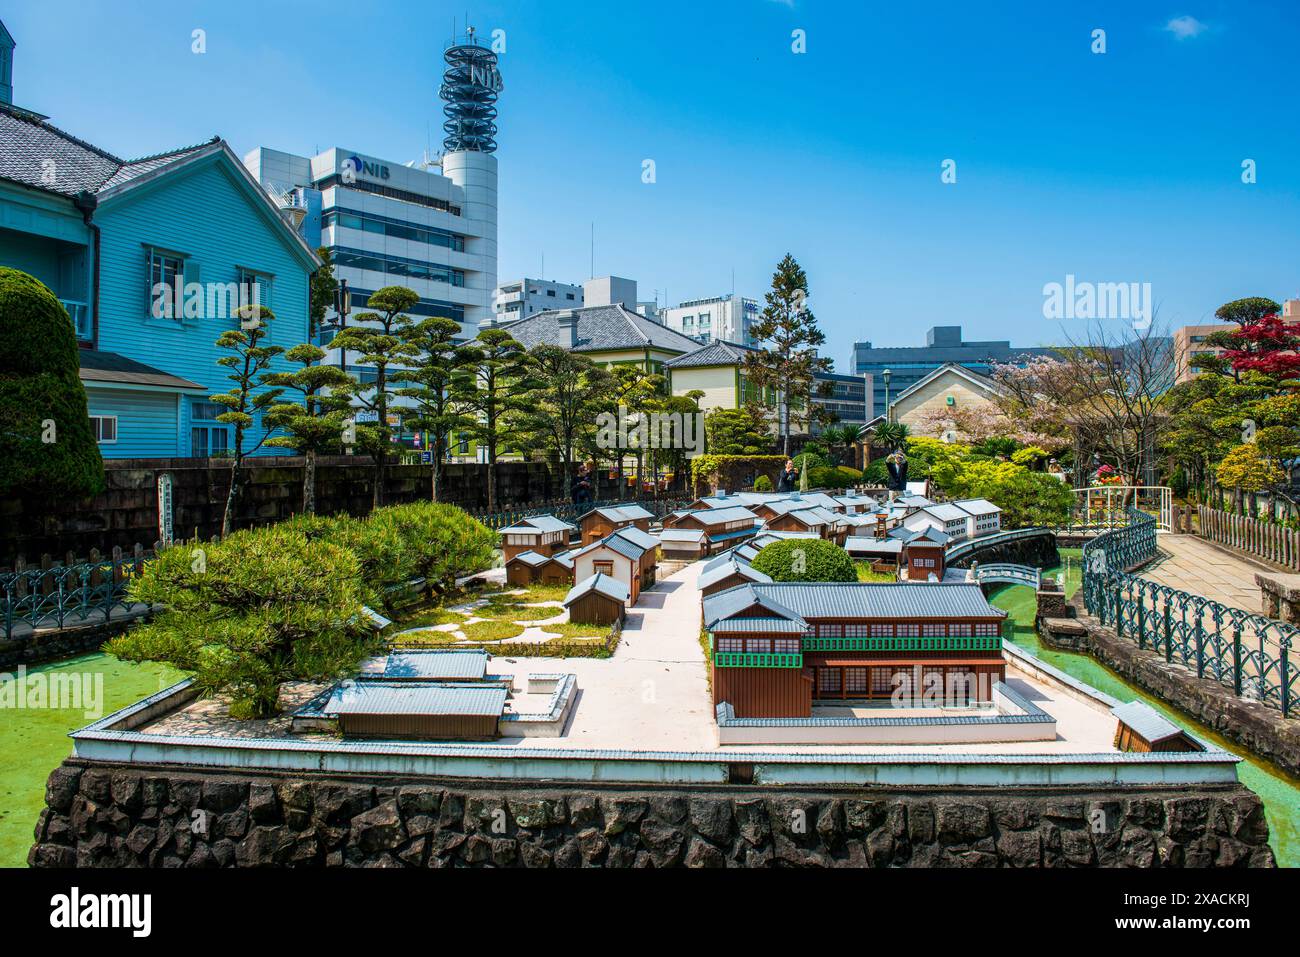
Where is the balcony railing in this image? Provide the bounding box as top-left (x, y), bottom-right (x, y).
top-left (60, 299), bottom-right (91, 341)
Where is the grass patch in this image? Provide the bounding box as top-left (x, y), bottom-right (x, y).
top-left (699, 629), bottom-right (713, 694)
top-left (461, 620), bottom-right (526, 642)
top-left (855, 562), bottom-right (897, 583)
top-left (540, 621), bottom-right (608, 641)
top-left (395, 606), bottom-right (465, 630)
top-left (514, 583), bottom-right (573, 604)
top-left (483, 602), bottom-right (564, 622)
top-left (391, 629), bottom-right (463, 648)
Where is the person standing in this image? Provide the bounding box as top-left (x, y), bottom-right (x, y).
top-left (777, 459), bottom-right (797, 493)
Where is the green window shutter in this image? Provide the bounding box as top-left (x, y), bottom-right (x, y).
top-left (184, 258), bottom-right (201, 289)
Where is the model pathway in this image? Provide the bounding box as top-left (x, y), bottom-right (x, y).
top-left (1140, 534), bottom-right (1267, 611)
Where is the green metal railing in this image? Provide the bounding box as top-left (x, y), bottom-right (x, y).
top-left (713, 652), bottom-right (803, 669)
top-left (1083, 507), bottom-right (1296, 717)
top-left (802, 635), bottom-right (1002, 652)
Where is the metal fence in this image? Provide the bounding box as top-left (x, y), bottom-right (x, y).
top-left (2, 545), bottom-right (155, 641)
top-left (1083, 508), bottom-right (1296, 717)
top-left (1198, 505), bottom-right (1300, 572)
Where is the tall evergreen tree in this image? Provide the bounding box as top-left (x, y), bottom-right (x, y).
top-left (398, 316), bottom-right (477, 502)
top-left (262, 343), bottom-right (356, 514)
top-left (453, 328), bottom-right (535, 511)
top-left (0, 268), bottom-right (104, 500)
top-left (329, 286), bottom-right (419, 509)
top-left (308, 246), bottom-right (338, 343)
top-left (743, 254), bottom-right (833, 455)
top-left (212, 306), bottom-right (285, 536)
top-left (516, 345), bottom-right (614, 498)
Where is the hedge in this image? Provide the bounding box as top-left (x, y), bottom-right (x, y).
top-left (750, 538), bottom-right (858, 583)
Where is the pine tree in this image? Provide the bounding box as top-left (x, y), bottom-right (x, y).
top-left (212, 305), bottom-right (285, 536)
top-left (743, 254), bottom-right (833, 455)
top-left (453, 328), bottom-right (536, 511)
top-left (398, 316), bottom-right (477, 502)
top-left (328, 286), bottom-right (420, 508)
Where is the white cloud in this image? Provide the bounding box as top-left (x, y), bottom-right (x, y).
top-left (1164, 15), bottom-right (1209, 40)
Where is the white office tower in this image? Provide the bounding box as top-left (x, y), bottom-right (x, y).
top-left (441, 149), bottom-right (497, 332)
top-left (660, 294), bottom-right (759, 345)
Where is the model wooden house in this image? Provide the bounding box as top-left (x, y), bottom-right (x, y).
top-left (505, 548), bottom-right (576, 586)
top-left (499, 515), bottom-right (576, 562)
top-left (954, 498), bottom-right (1002, 538)
top-left (659, 528), bottom-right (708, 561)
top-left (662, 505), bottom-right (760, 553)
top-left (565, 572), bottom-right (630, 626)
top-left (1111, 701), bottom-right (1201, 753)
top-left (901, 527), bottom-right (950, 581)
top-left (698, 552), bottom-right (774, 598)
top-left (571, 528), bottom-right (657, 604)
top-left (763, 502), bottom-right (849, 546)
top-left (901, 503), bottom-right (970, 543)
top-left (703, 582), bottom-right (1007, 719)
top-left (578, 504), bottom-right (655, 545)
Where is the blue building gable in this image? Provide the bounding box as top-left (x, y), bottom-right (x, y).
top-left (0, 102), bottom-right (320, 460)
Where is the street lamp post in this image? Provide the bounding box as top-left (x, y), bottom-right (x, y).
top-left (882, 368), bottom-right (892, 424)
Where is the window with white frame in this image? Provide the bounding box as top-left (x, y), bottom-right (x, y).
top-left (148, 248), bottom-right (186, 320)
top-left (90, 415), bottom-right (117, 444)
top-left (774, 638), bottom-right (800, 654)
top-left (870, 624), bottom-right (891, 637)
top-left (923, 623), bottom-right (946, 637)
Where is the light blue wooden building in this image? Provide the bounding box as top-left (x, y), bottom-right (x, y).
top-left (0, 95), bottom-right (319, 459)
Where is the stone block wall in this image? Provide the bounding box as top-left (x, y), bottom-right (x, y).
top-left (29, 760), bottom-right (1275, 868)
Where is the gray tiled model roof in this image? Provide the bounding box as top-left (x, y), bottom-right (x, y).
top-left (698, 558), bottom-right (773, 591)
top-left (503, 303), bottom-right (702, 355)
top-left (324, 682), bottom-right (507, 717)
top-left (377, 651), bottom-right (490, 681)
top-left (955, 498), bottom-right (1001, 516)
top-left (659, 528), bottom-right (706, 543)
top-left (904, 526), bottom-right (951, 546)
top-left (575, 530), bottom-right (653, 561)
top-left (898, 495), bottom-right (933, 508)
top-left (662, 340), bottom-right (756, 368)
top-left (677, 505), bottom-right (759, 527)
top-left (611, 525), bottom-right (660, 551)
top-left (79, 350), bottom-right (205, 390)
top-left (845, 536), bottom-right (903, 555)
top-left (913, 503), bottom-right (970, 523)
top-left (1111, 701), bottom-right (1187, 745)
top-left (710, 617), bottom-right (806, 634)
top-left (0, 103), bottom-right (219, 197)
top-left (585, 503), bottom-right (654, 523)
top-left (507, 550), bottom-right (550, 568)
top-left (565, 572), bottom-right (630, 606)
top-left (704, 582), bottom-right (1005, 627)
top-left (499, 514), bottom-right (575, 536)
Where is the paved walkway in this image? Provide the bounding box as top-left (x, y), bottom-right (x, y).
top-left (1140, 535), bottom-right (1265, 611)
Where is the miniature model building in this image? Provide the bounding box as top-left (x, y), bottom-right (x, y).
top-left (702, 582), bottom-right (1007, 718)
top-left (571, 527), bottom-right (657, 602)
top-left (577, 504), bottom-right (655, 545)
top-left (565, 572), bottom-right (630, 625)
top-left (1111, 701), bottom-right (1202, 753)
top-left (662, 505), bottom-right (761, 553)
top-left (658, 527), bottom-right (708, 560)
top-left (498, 515), bottom-right (577, 562)
top-left (504, 548), bottom-right (575, 586)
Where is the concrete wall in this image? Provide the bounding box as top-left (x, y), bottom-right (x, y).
top-left (29, 760), bottom-right (1275, 868)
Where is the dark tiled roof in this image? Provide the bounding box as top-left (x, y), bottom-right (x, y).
top-left (663, 340), bottom-right (756, 369)
top-left (79, 350), bottom-right (205, 390)
top-left (704, 582), bottom-right (1006, 627)
top-left (503, 304), bottom-right (701, 355)
top-left (0, 102), bottom-right (217, 198)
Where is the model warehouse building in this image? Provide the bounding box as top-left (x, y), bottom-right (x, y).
top-left (702, 582), bottom-right (1008, 719)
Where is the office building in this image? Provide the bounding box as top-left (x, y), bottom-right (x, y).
top-left (851, 325), bottom-right (1056, 417)
top-left (1172, 302), bottom-right (1299, 383)
top-left (660, 294), bottom-right (760, 346)
top-left (494, 277), bottom-right (583, 321)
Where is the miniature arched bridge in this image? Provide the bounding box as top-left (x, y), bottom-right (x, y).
top-left (968, 563), bottom-right (1041, 589)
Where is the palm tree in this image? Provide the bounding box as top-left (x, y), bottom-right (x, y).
top-left (821, 424), bottom-right (859, 466)
top-left (873, 421), bottom-right (911, 451)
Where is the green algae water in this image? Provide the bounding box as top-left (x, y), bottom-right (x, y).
top-left (0, 653), bottom-right (183, 868)
top-left (990, 549), bottom-right (1299, 868)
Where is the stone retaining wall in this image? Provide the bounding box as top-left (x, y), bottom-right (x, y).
top-left (1038, 596), bottom-right (1300, 778)
top-left (29, 760), bottom-right (1275, 868)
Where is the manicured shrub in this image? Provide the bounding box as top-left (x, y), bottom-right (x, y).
top-left (809, 464), bottom-right (865, 489)
top-left (108, 524), bottom-right (377, 718)
top-left (753, 475), bottom-right (774, 492)
top-left (750, 538), bottom-right (857, 583)
top-left (280, 511), bottom-right (416, 610)
top-left (367, 502), bottom-right (498, 597)
top-left (0, 267), bottom-right (104, 499)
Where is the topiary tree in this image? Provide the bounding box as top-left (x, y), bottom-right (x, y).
top-left (108, 524), bottom-right (376, 719)
top-left (753, 474), bottom-right (774, 492)
top-left (0, 267), bottom-right (104, 500)
top-left (365, 502), bottom-right (497, 599)
top-left (751, 538), bottom-right (857, 583)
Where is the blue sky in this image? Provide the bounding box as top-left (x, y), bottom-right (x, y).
top-left (5, 0), bottom-right (1298, 370)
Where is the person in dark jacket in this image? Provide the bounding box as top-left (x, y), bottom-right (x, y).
top-left (572, 461), bottom-right (594, 505)
top-left (777, 459), bottom-right (797, 493)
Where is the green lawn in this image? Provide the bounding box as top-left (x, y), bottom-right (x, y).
top-left (1, 652), bottom-right (184, 868)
